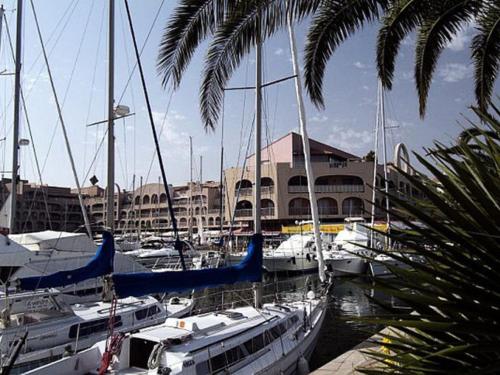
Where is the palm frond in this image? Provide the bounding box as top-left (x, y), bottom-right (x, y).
top-left (358, 106), bottom-right (500, 373)
top-left (471, 1), bottom-right (500, 112)
top-left (415, 0), bottom-right (481, 118)
top-left (303, 0), bottom-right (389, 108)
top-left (376, 0), bottom-right (428, 90)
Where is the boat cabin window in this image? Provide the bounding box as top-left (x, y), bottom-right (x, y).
top-left (197, 346), bottom-right (244, 374)
top-left (68, 316), bottom-right (122, 338)
top-left (135, 305), bottom-right (161, 320)
top-left (243, 332), bottom-right (266, 354)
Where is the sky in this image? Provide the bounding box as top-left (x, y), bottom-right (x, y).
top-left (0, 0), bottom-right (495, 191)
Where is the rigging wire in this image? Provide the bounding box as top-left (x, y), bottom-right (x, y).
top-left (39, 0), bottom-right (94, 176)
top-left (29, 0), bottom-right (92, 237)
top-left (116, 0), bottom-right (165, 106)
top-left (3, 13), bottom-right (53, 231)
top-left (82, 0), bottom-right (106, 182)
top-left (123, 0), bottom-right (186, 270)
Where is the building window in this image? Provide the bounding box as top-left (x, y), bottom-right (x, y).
top-left (342, 197), bottom-right (364, 216)
top-left (288, 176), bottom-right (308, 193)
top-left (288, 198), bottom-right (310, 216)
top-left (317, 197), bottom-right (338, 215)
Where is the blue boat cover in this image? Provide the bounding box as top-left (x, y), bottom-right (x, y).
top-left (18, 231), bottom-right (115, 291)
top-left (112, 234), bottom-right (262, 298)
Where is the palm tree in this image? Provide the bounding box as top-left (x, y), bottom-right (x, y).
top-left (157, 0), bottom-right (499, 128)
top-left (359, 105), bottom-right (500, 373)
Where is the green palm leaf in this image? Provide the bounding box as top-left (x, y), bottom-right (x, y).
top-left (358, 106), bottom-right (500, 373)
top-left (415, 0), bottom-right (481, 117)
top-left (376, 0), bottom-right (428, 90)
top-left (303, 0), bottom-right (389, 108)
top-left (471, 1), bottom-right (500, 112)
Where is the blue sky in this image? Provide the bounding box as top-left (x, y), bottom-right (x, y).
top-left (0, 0), bottom-right (495, 190)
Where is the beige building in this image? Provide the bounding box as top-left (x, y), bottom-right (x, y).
top-left (224, 132), bottom-right (420, 232)
top-left (81, 181), bottom-right (224, 234)
top-left (0, 178), bottom-right (85, 233)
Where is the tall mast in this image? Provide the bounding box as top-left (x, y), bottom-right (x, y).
top-left (218, 106), bottom-right (225, 234)
top-left (379, 82), bottom-right (391, 247)
top-left (9, 0), bottom-right (22, 234)
top-left (138, 176), bottom-right (143, 240)
top-left (188, 136), bottom-right (193, 241)
top-left (370, 81), bottom-right (381, 245)
top-left (106, 0), bottom-right (115, 232)
top-left (253, 30), bottom-right (263, 308)
top-left (287, 17), bottom-right (326, 282)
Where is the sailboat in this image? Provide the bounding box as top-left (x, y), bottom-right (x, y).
top-left (23, 5), bottom-right (330, 374)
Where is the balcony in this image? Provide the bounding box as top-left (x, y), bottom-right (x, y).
top-left (317, 207), bottom-right (338, 216)
top-left (289, 207), bottom-right (311, 216)
top-left (261, 186), bottom-right (274, 195)
top-left (315, 184), bottom-right (364, 193)
top-left (234, 209), bottom-right (253, 218)
top-left (261, 207), bottom-right (275, 217)
top-left (238, 188), bottom-right (252, 196)
top-left (288, 185), bottom-right (308, 193)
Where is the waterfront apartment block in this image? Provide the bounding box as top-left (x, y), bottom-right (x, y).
top-left (224, 132), bottom-right (421, 232)
top-left (0, 178), bottom-right (85, 233)
top-left (80, 181), bottom-right (224, 234)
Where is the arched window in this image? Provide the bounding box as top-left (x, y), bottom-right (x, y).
top-left (288, 176), bottom-right (308, 194)
top-left (143, 195), bottom-right (150, 205)
top-left (208, 217), bottom-right (214, 226)
top-left (288, 198), bottom-right (310, 216)
top-left (215, 217), bottom-right (221, 226)
top-left (179, 218), bottom-right (187, 227)
top-left (235, 200), bottom-right (252, 217)
top-left (195, 207), bottom-right (200, 215)
top-left (342, 197), bottom-right (364, 216)
top-left (134, 196), bottom-right (140, 205)
top-left (317, 197), bottom-right (338, 216)
top-left (261, 177), bottom-right (274, 186)
top-left (261, 199), bottom-right (275, 216)
top-left (151, 194), bottom-right (158, 204)
top-left (159, 193), bottom-right (167, 203)
top-left (235, 179), bottom-right (252, 196)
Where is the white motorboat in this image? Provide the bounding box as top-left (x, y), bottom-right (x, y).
top-left (227, 234), bottom-right (329, 274)
top-left (0, 292), bottom-right (166, 374)
top-left (323, 251), bottom-right (369, 276)
top-left (25, 292), bottom-right (326, 375)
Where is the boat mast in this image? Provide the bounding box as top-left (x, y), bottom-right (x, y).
top-left (253, 29), bottom-right (263, 308)
top-left (189, 136), bottom-right (193, 241)
top-left (379, 81), bottom-right (391, 247)
top-left (9, 0), bottom-right (22, 234)
top-left (106, 0), bottom-right (115, 233)
top-left (287, 17), bottom-right (326, 282)
top-left (370, 81), bottom-right (381, 245)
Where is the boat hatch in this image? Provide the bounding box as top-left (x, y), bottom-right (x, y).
top-left (165, 318), bottom-right (226, 333)
top-left (217, 311), bottom-right (246, 320)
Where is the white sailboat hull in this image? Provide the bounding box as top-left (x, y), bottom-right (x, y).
top-left (325, 256), bottom-right (368, 276)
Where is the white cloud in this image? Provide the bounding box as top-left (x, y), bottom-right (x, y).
top-left (353, 61), bottom-right (367, 69)
top-left (274, 48), bottom-right (284, 56)
top-left (310, 114), bottom-right (328, 123)
top-left (362, 85), bottom-right (370, 91)
top-left (446, 26), bottom-right (473, 52)
top-left (152, 110), bottom-right (190, 159)
top-left (327, 125), bottom-right (372, 150)
top-left (438, 63), bottom-right (472, 82)
top-left (402, 35), bottom-right (414, 46)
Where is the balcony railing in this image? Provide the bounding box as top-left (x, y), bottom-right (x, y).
top-left (261, 207), bottom-right (275, 217)
top-left (288, 185), bottom-right (308, 193)
top-left (317, 207), bottom-right (339, 216)
top-left (261, 186), bottom-right (274, 195)
top-left (315, 184), bottom-right (364, 193)
top-left (234, 209), bottom-right (253, 218)
top-left (288, 207), bottom-right (311, 216)
top-left (237, 188), bottom-right (252, 196)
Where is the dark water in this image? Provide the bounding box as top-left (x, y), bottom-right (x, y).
top-left (309, 277), bottom-right (386, 370)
